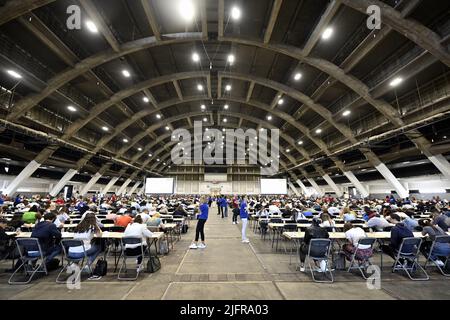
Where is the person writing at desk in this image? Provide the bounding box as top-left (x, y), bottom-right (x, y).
top-left (30, 212), bottom-right (62, 264)
top-left (124, 215), bottom-right (153, 273)
top-left (299, 217), bottom-right (329, 272)
top-left (68, 212), bottom-right (102, 277)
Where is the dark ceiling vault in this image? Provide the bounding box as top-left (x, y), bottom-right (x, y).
top-left (0, 0), bottom-right (449, 185)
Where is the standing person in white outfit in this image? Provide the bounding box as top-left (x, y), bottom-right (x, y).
top-left (240, 196), bottom-right (249, 243)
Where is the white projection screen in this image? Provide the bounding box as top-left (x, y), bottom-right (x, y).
top-left (260, 178), bottom-right (288, 194)
top-left (145, 178), bottom-right (174, 194)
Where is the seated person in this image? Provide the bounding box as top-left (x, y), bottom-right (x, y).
top-left (367, 212), bottom-right (393, 231)
top-left (146, 213), bottom-right (165, 230)
top-left (173, 205), bottom-right (188, 217)
top-left (54, 208), bottom-right (69, 229)
top-left (140, 209), bottom-right (151, 224)
top-left (68, 213), bottom-right (102, 273)
top-left (124, 215), bottom-right (153, 272)
top-left (115, 212), bottom-right (133, 228)
top-left (268, 203), bottom-right (281, 216)
top-left (22, 205), bottom-right (38, 224)
top-left (401, 215), bottom-right (419, 232)
top-left (292, 205), bottom-right (306, 221)
top-left (105, 210), bottom-right (118, 222)
top-left (319, 213), bottom-right (336, 229)
top-left (420, 219), bottom-right (450, 267)
top-left (342, 223), bottom-right (373, 261)
top-left (30, 212), bottom-right (62, 263)
top-left (340, 207), bottom-right (356, 222)
top-left (381, 214), bottom-right (415, 261)
top-left (0, 218), bottom-right (15, 259)
top-left (8, 214), bottom-right (24, 230)
top-left (433, 213), bottom-right (449, 232)
top-left (327, 206), bottom-right (340, 216)
top-left (299, 218), bottom-right (329, 272)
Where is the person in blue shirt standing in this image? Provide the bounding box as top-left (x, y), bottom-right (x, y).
top-left (190, 197), bottom-right (209, 249)
top-left (221, 195), bottom-right (228, 219)
top-left (240, 196), bottom-right (249, 243)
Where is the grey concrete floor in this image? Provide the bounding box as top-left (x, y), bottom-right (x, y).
top-left (1, 205), bottom-right (449, 300)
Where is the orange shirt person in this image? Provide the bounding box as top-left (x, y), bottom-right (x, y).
top-left (115, 212), bottom-right (133, 228)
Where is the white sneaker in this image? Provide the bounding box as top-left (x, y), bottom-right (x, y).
top-left (242, 239), bottom-right (250, 243)
top-left (434, 259), bottom-right (445, 267)
top-left (136, 264), bottom-right (144, 273)
top-left (189, 243), bottom-right (198, 249)
top-left (300, 266), bottom-right (305, 272)
top-left (198, 243), bottom-right (206, 249)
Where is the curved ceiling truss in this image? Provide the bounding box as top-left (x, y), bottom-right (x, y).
top-left (1, 0), bottom-right (448, 181)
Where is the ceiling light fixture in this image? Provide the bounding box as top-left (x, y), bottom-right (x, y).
top-left (298, 140), bottom-right (303, 145)
top-left (165, 126), bottom-right (170, 131)
top-left (223, 118), bottom-right (227, 123)
top-left (231, 7), bottom-right (241, 20)
top-left (322, 27), bottom-right (333, 40)
top-left (85, 20), bottom-right (98, 33)
top-left (156, 114), bottom-right (161, 119)
top-left (294, 73), bottom-right (302, 81)
top-left (197, 84), bottom-right (204, 91)
top-left (102, 126), bottom-right (109, 131)
top-left (225, 84), bottom-right (232, 91)
top-left (201, 104), bottom-right (206, 110)
top-left (227, 54), bottom-right (235, 64)
top-left (224, 104), bottom-right (229, 110)
top-left (143, 97), bottom-right (149, 103)
top-left (123, 138), bottom-right (128, 143)
top-left (267, 115), bottom-right (272, 120)
top-left (192, 52), bottom-right (200, 62)
top-left (389, 77), bottom-right (403, 87)
top-left (178, 0), bottom-right (195, 22)
top-left (278, 99), bottom-right (284, 105)
top-left (342, 110), bottom-right (351, 117)
top-left (6, 70), bottom-right (22, 79)
top-left (316, 128), bottom-right (322, 134)
top-left (122, 70), bottom-right (131, 78)
top-left (67, 105), bottom-right (77, 112)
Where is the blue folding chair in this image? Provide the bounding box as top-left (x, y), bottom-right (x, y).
top-left (9, 238), bottom-right (48, 285)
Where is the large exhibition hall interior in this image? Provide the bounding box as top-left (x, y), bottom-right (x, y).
top-left (0, 0), bottom-right (449, 301)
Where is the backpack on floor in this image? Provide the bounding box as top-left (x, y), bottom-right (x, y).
top-left (332, 252), bottom-right (346, 270)
top-left (46, 258), bottom-right (60, 271)
top-left (146, 255), bottom-right (161, 273)
top-left (93, 258), bottom-right (108, 276)
top-left (159, 240), bottom-right (169, 255)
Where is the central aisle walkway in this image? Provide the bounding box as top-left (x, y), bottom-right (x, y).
top-left (161, 205), bottom-right (282, 299)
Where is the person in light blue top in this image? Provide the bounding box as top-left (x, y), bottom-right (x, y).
top-left (240, 196), bottom-right (249, 243)
top-left (190, 197), bottom-right (208, 249)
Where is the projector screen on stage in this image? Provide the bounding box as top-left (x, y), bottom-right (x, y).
top-left (145, 178), bottom-right (174, 194)
top-left (260, 178), bottom-right (287, 194)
